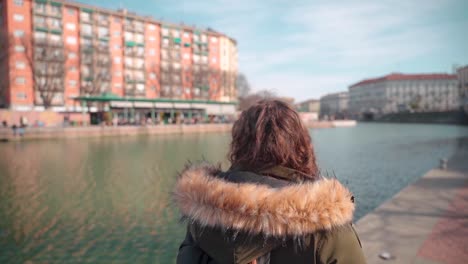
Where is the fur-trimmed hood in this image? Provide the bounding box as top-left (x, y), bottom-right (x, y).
top-left (173, 164), bottom-right (355, 238)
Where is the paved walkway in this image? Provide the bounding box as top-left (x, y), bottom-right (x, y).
top-left (355, 141), bottom-right (468, 264)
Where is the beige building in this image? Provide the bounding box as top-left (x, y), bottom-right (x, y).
top-left (348, 73), bottom-right (459, 117)
top-left (457, 66), bottom-right (468, 114)
top-left (319, 92), bottom-right (349, 119)
top-left (297, 99), bottom-right (320, 113)
top-left (219, 36), bottom-right (238, 102)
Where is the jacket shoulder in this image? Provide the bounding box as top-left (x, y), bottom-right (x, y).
top-left (317, 224), bottom-right (367, 264)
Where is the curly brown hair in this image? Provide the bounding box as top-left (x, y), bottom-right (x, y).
top-left (229, 99), bottom-right (318, 179)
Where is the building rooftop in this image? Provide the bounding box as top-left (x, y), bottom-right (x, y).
top-left (53, 0), bottom-right (236, 43)
top-left (297, 99), bottom-right (319, 104)
top-left (349, 73), bottom-right (457, 88)
top-left (320, 91), bottom-right (348, 100)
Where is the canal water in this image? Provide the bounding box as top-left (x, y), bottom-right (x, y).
top-left (0, 123), bottom-right (467, 263)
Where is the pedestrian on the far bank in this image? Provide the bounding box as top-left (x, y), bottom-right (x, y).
top-left (2, 120), bottom-right (7, 128)
top-left (12, 124), bottom-right (17, 136)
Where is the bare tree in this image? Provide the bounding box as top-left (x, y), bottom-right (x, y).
top-left (147, 62), bottom-right (160, 96)
top-left (80, 42), bottom-right (111, 96)
top-left (0, 30), bottom-right (12, 108)
top-left (160, 62), bottom-right (183, 98)
top-left (238, 89), bottom-right (277, 111)
top-left (21, 34), bottom-right (68, 109)
top-left (236, 73), bottom-right (251, 98)
top-left (192, 65), bottom-right (210, 100)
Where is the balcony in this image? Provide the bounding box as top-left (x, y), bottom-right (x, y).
top-left (97, 58), bottom-right (111, 66)
top-left (124, 63), bottom-right (145, 71)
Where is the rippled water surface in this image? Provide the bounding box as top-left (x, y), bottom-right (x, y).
top-left (0, 123), bottom-right (467, 263)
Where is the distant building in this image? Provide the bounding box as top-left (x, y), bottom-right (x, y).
top-left (457, 66), bottom-right (468, 114)
top-left (319, 92), bottom-right (349, 120)
top-left (278, 97), bottom-right (295, 106)
top-left (297, 99), bottom-right (320, 113)
top-left (348, 73), bottom-right (459, 118)
top-left (296, 99), bottom-right (320, 122)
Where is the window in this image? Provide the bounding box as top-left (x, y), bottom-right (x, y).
top-left (50, 34), bottom-right (61, 43)
top-left (114, 44), bottom-right (121, 50)
top-left (136, 83), bottom-right (145, 91)
top-left (81, 24), bottom-right (92, 35)
top-left (183, 32), bottom-right (190, 38)
top-left (114, 57), bottom-right (121, 64)
top-left (34, 16), bottom-right (46, 26)
top-left (149, 36), bottom-right (156, 42)
top-left (13, 14), bottom-right (24, 21)
top-left (14, 30), bottom-right (24, 37)
top-left (15, 61), bottom-right (26, 69)
top-left (14, 45), bottom-right (25, 52)
top-left (148, 24), bottom-right (156, 30)
top-left (16, 92), bottom-right (27, 99)
top-left (98, 27), bottom-right (109, 37)
top-left (14, 0), bottom-right (23, 6)
top-left (35, 3), bottom-right (46, 13)
top-left (68, 52), bottom-right (77, 59)
top-left (15, 77), bottom-right (26, 85)
top-left (149, 73), bottom-right (156, 79)
top-left (114, 71), bottom-right (122, 77)
top-left (69, 66), bottom-right (77, 72)
top-left (66, 23), bottom-right (76, 30)
top-left (115, 83), bottom-right (122, 88)
top-left (69, 80), bottom-right (77, 87)
top-left (114, 16), bottom-right (121, 23)
top-left (211, 57), bottom-right (217, 63)
top-left (135, 33), bottom-right (144, 43)
top-left (211, 37), bottom-right (218, 43)
top-left (114, 31), bottom-right (120, 37)
top-left (50, 18), bottom-right (61, 28)
top-left (50, 6), bottom-right (61, 16)
top-left (66, 37), bottom-right (77, 45)
top-left (183, 53), bottom-right (189, 60)
top-left (67, 8), bottom-right (75, 15)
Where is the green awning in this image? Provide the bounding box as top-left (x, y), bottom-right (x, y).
top-left (201, 85), bottom-right (210, 91)
top-left (50, 1), bottom-right (62, 6)
top-left (100, 92), bottom-right (120, 99)
top-left (184, 43), bottom-right (190, 47)
top-left (81, 8), bottom-right (94, 13)
top-left (173, 38), bottom-right (181, 44)
top-left (84, 77), bottom-right (93, 81)
top-left (35, 27), bottom-right (48, 33)
top-left (99, 37), bottom-right (109, 42)
top-left (125, 41), bottom-right (136, 47)
top-left (35, 0), bottom-right (47, 3)
top-left (50, 29), bottom-right (62, 35)
top-left (72, 95), bottom-right (237, 105)
top-left (136, 43), bottom-right (145, 47)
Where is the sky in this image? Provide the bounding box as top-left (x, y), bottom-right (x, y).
top-left (82, 0), bottom-right (468, 102)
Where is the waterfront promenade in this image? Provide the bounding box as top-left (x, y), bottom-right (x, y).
top-left (0, 120), bottom-right (355, 141)
top-left (356, 138), bottom-right (468, 264)
top-left (0, 124), bottom-right (233, 141)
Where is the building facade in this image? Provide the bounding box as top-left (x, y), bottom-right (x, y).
top-left (297, 99), bottom-right (320, 113)
top-left (319, 92), bottom-right (349, 120)
top-left (457, 66), bottom-right (468, 114)
top-left (348, 73), bottom-right (459, 117)
top-left (0, 0), bottom-right (238, 120)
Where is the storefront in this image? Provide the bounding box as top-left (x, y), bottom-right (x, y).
top-left (73, 93), bottom-right (237, 125)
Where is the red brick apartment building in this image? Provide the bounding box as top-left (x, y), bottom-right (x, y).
top-left (0, 0), bottom-right (238, 124)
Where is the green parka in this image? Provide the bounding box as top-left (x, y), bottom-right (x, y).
top-left (173, 164), bottom-right (366, 264)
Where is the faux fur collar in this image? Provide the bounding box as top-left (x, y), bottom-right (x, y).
top-left (173, 164), bottom-right (355, 237)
